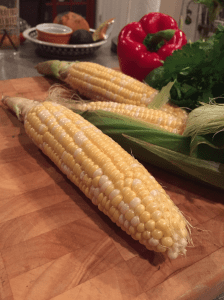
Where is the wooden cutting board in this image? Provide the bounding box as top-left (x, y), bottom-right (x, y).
top-left (0, 76), bottom-right (224, 300)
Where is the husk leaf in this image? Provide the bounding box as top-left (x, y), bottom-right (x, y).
top-left (1, 96), bottom-right (40, 121)
top-left (122, 134), bottom-right (224, 190)
top-left (147, 81), bottom-right (174, 109)
top-left (35, 60), bottom-right (74, 80)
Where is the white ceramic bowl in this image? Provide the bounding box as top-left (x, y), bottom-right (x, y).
top-left (36, 23), bottom-right (73, 44)
top-left (23, 27), bottom-right (108, 58)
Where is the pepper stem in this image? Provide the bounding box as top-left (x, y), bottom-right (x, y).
top-left (143, 29), bottom-right (175, 52)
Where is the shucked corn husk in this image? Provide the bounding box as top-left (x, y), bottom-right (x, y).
top-left (35, 60), bottom-right (224, 189)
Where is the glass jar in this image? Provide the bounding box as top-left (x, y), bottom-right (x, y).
top-left (0, 0), bottom-right (20, 54)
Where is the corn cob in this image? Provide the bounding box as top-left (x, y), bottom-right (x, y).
top-left (3, 97), bottom-right (191, 259)
top-left (72, 101), bottom-right (187, 135)
top-left (66, 62), bottom-right (158, 106)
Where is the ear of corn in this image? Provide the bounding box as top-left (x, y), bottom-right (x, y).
top-left (70, 101), bottom-right (187, 135)
top-left (65, 62), bottom-right (158, 106)
top-left (18, 99), bottom-right (191, 259)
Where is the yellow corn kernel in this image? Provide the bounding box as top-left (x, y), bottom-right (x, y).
top-left (134, 204), bottom-right (145, 216)
top-left (114, 179), bottom-right (124, 190)
top-left (152, 229), bottom-right (163, 240)
top-left (97, 193), bottom-right (104, 203)
top-left (111, 194), bottom-right (123, 207)
top-left (145, 219), bottom-right (156, 232)
top-left (125, 209), bottom-right (135, 221)
top-left (139, 211), bottom-right (151, 223)
top-left (151, 210), bottom-right (162, 221)
top-left (142, 230), bottom-right (151, 240)
top-left (124, 178), bottom-right (133, 187)
top-left (135, 232), bottom-right (142, 240)
top-left (156, 219), bottom-right (169, 231)
top-left (129, 226), bottom-right (136, 235)
top-left (137, 223), bottom-right (145, 233)
top-left (161, 237), bottom-right (173, 247)
top-left (123, 189), bottom-right (136, 204)
top-left (112, 209), bottom-right (120, 222)
top-left (146, 202), bottom-right (158, 213)
top-left (92, 176), bottom-right (100, 187)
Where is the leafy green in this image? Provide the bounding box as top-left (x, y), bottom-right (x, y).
top-left (145, 25), bottom-right (224, 109)
top-left (193, 0), bottom-right (224, 23)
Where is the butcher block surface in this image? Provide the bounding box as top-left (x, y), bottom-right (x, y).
top-left (0, 76), bottom-right (224, 300)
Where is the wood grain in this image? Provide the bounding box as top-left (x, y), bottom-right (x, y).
top-left (0, 76), bottom-right (224, 300)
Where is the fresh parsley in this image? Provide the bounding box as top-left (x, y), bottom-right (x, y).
top-left (145, 25), bottom-right (224, 109)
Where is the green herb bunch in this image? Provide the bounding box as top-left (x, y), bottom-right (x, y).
top-left (194, 0), bottom-right (224, 24)
top-left (145, 25), bottom-right (224, 109)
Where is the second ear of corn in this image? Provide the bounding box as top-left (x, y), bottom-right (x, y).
top-left (23, 100), bottom-right (191, 260)
top-left (72, 101), bottom-right (187, 135)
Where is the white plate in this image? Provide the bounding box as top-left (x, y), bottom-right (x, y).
top-left (23, 27), bottom-right (108, 58)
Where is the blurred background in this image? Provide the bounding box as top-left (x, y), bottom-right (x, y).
top-left (16, 0), bottom-right (224, 42)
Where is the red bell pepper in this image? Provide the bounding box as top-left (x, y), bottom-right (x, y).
top-left (117, 12), bottom-right (187, 82)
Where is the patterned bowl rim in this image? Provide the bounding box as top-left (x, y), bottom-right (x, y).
top-left (23, 27), bottom-right (108, 49)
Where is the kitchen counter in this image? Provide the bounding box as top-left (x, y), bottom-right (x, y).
top-left (0, 39), bottom-right (119, 80)
top-left (0, 41), bottom-right (224, 300)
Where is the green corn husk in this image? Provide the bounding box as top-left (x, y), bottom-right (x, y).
top-left (35, 60), bottom-right (74, 80)
top-left (72, 109), bottom-right (224, 189)
top-left (183, 101), bottom-right (224, 158)
top-left (123, 134), bottom-right (224, 189)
